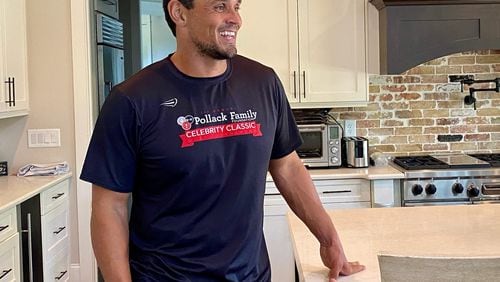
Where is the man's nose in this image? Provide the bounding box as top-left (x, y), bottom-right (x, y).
top-left (226, 9), bottom-right (242, 28)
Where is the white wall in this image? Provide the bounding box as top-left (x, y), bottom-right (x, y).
top-left (0, 0), bottom-right (79, 265)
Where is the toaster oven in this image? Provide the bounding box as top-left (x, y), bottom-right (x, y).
top-left (296, 123), bottom-right (342, 168)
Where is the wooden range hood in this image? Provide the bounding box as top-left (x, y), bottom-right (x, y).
top-left (369, 0), bottom-right (500, 74)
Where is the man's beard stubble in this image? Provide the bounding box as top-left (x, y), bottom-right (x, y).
top-left (194, 39), bottom-right (237, 60)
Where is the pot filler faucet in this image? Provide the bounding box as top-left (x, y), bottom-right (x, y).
top-left (450, 75), bottom-right (500, 110)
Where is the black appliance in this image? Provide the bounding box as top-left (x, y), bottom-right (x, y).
top-left (95, 13), bottom-right (125, 112)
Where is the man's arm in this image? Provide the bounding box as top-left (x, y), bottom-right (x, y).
top-left (91, 185), bottom-right (132, 282)
top-left (268, 151), bottom-right (365, 281)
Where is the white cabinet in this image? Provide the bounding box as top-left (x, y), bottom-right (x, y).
top-left (371, 179), bottom-right (401, 208)
top-left (238, 0), bottom-right (369, 108)
top-left (316, 179), bottom-right (372, 209)
top-left (263, 178), bottom-right (371, 282)
top-left (0, 0), bottom-right (29, 119)
top-left (263, 185), bottom-right (295, 282)
top-left (0, 207), bottom-right (21, 281)
top-left (40, 179), bottom-right (70, 281)
top-left (20, 178), bottom-right (70, 281)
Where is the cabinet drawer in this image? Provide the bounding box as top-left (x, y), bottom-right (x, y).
top-left (41, 202), bottom-right (68, 258)
top-left (0, 233), bottom-right (21, 281)
top-left (44, 243), bottom-right (69, 282)
top-left (315, 179), bottom-right (371, 203)
top-left (0, 207), bottom-right (17, 244)
top-left (40, 179), bottom-right (69, 215)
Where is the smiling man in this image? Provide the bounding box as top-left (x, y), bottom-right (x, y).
top-left (81, 0), bottom-right (364, 281)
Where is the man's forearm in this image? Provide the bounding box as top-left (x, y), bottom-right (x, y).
top-left (269, 153), bottom-right (338, 247)
top-left (270, 152), bottom-right (365, 279)
top-left (91, 187), bottom-right (132, 282)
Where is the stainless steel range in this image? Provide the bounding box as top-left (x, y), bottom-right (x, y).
top-left (391, 154), bottom-right (500, 206)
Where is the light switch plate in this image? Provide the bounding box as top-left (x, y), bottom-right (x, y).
top-left (28, 128), bottom-right (61, 148)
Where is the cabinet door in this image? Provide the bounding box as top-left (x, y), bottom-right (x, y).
top-left (0, 233), bottom-right (21, 282)
top-left (263, 214), bottom-right (295, 282)
top-left (0, 0), bottom-right (29, 118)
top-left (0, 207), bottom-right (17, 244)
top-left (371, 179), bottom-right (401, 208)
top-left (237, 0), bottom-right (300, 103)
top-left (41, 202), bottom-right (69, 259)
top-left (315, 179), bottom-right (371, 203)
top-left (297, 0), bottom-right (368, 106)
top-left (44, 242), bottom-right (69, 282)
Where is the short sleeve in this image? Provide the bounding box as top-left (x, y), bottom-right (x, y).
top-left (270, 74), bottom-right (302, 159)
top-left (80, 90), bottom-right (140, 192)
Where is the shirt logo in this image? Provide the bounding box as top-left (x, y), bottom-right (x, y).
top-left (176, 109), bottom-right (262, 148)
top-left (161, 98), bottom-right (178, 107)
top-left (177, 115), bottom-right (194, 130)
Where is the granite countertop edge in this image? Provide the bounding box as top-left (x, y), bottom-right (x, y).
top-left (0, 173), bottom-right (72, 212)
top-left (266, 166), bottom-right (404, 182)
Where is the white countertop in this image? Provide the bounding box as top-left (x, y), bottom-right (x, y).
top-left (0, 174), bottom-right (72, 212)
top-left (266, 166), bottom-right (404, 182)
top-left (288, 205), bottom-right (500, 281)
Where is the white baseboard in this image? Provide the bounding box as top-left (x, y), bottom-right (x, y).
top-left (70, 264), bottom-right (80, 282)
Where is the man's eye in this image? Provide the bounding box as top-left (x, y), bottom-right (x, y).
top-left (214, 4), bottom-right (225, 12)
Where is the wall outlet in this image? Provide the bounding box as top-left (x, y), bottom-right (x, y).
top-left (28, 128), bottom-right (61, 148)
top-left (344, 120), bottom-right (357, 137)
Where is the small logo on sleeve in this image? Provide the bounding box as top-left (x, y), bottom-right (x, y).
top-left (161, 98), bottom-right (178, 107)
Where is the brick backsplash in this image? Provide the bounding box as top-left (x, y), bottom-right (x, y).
top-left (330, 50), bottom-right (500, 156)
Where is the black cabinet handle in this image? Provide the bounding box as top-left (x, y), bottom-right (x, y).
top-left (0, 225), bottom-right (9, 232)
top-left (52, 193), bottom-right (65, 200)
top-left (0, 269), bottom-right (12, 279)
top-left (54, 270), bottom-right (67, 280)
top-left (11, 77), bottom-right (15, 107)
top-left (53, 226), bottom-right (66, 234)
top-left (302, 71), bottom-right (306, 99)
top-left (4, 77), bottom-right (13, 107)
top-left (293, 71), bottom-right (297, 99)
top-left (322, 190), bottom-right (352, 194)
top-left (7, 78), bottom-right (12, 106)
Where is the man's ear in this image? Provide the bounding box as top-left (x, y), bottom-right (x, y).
top-left (168, 0), bottom-right (188, 26)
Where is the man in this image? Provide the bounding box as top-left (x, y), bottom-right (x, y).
top-left (81, 0), bottom-right (365, 281)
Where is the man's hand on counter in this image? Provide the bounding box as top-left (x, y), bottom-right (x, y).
top-left (320, 244), bottom-right (365, 281)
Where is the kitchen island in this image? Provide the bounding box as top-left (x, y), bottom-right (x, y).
top-left (288, 205), bottom-right (500, 281)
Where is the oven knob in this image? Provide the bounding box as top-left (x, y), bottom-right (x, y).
top-left (412, 184), bottom-right (423, 196)
top-left (452, 183), bottom-right (464, 194)
top-left (467, 184), bottom-right (480, 197)
top-left (330, 147), bottom-right (339, 153)
top-left (425, 183), bottom-right (437, 195)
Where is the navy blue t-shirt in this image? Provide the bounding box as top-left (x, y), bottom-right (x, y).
top-left (80, 54), bottom-right (302, 281)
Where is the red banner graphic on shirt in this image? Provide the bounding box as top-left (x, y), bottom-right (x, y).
top-left (179, 121), bottom-right (262, 148)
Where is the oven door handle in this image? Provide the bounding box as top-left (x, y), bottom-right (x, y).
top-left (472, 200), bottom-right (500, 205)
top-left (481, 183), bottom-right (500, 195)
top-left (297, 125), bottom-right (326, 131)
top-left (404, 201), bottom-right (472, 207)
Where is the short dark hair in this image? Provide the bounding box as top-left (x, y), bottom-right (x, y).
top-left (163, 0), bottom-right (194, 37)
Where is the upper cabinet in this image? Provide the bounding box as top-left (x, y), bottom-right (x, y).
top-left (238, 0), bottom-right (370, 108)
top-left (0, 0), bottom-right (29, 119)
